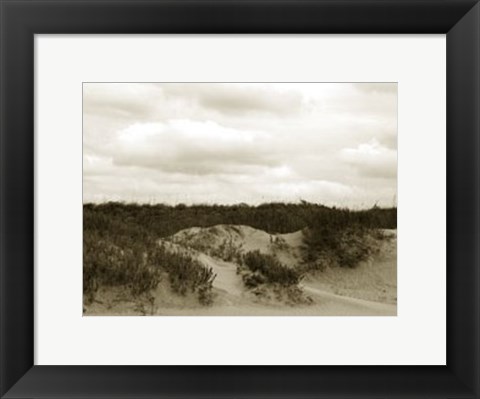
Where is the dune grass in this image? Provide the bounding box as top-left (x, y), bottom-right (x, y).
top-left (83, 235), bottom-right (215, 306)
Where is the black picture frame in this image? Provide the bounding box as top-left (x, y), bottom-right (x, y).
top-left (1, 0), bottom-right (479, 398)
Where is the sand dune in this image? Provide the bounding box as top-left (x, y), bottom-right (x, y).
top-left (162, 225), bottom-right (396, 315)
top-left (170, 224), bottom-right (304, 267)
top-left (85, 225), bottom-right (396, 316)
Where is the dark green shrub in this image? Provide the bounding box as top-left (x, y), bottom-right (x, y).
top-left (242, 272), bottom-right (267, 289)
top-left (303, 223), bottom-right (375, 269)
top-left (149, 244), bottom-right (216, 303)
top-left (83, 234), bottom-right (216, 306)
top-left (242, 250), bottom-right (302, 286)
top-left (83, 234), bottom-right (161, 301)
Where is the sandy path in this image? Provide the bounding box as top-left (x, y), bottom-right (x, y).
top-left (300, 284), bottom-right (396, 315)
top-left (197, 253), bottom-right (243, 296)
top-left (167, 252), bottom-right (396, 316)
top-left (153, 291), bottom-right (396, 316)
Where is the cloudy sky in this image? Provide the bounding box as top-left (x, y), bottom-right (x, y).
top-left (83, 82), bottom-right (397, 208)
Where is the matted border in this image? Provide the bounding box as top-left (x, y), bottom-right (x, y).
top-left (1, 0), bottom-right (479, 397)
top-left (36, 36), bottom-right (445, 365)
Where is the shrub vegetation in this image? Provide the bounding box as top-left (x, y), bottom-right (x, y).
top-left (84, 201), bottom-right (396, 238)
top-left (83, 233), bottom-right (215, 306)
top-left (301, 209), bottom-right (389, 269)
top-left (236, 250), bottom-right (310, 305)
top-left (242, 250), bottom-right (302, 286)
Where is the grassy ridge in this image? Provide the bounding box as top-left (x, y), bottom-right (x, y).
top-left (84, 201), bottom-right (396, 238)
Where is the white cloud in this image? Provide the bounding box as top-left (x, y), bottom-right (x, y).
top-left (83, 83), bottom-right (397, 207)
top-left (341, 139), bottom-right (397, 179)
top-left (112, 120), bottom-right (277, 175)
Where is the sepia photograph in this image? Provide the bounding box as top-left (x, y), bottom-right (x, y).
top-left (83, 82), bottom-right (397, 316)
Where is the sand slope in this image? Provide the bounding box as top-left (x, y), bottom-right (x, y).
top-left (303, 230), bottom-right (397, 304)
top-left (85, 225), bottom-right (397, 316)
top-left (162, 225), bottom-right (396, 315)
top-left (170, 224), bottom-right (304, 267)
